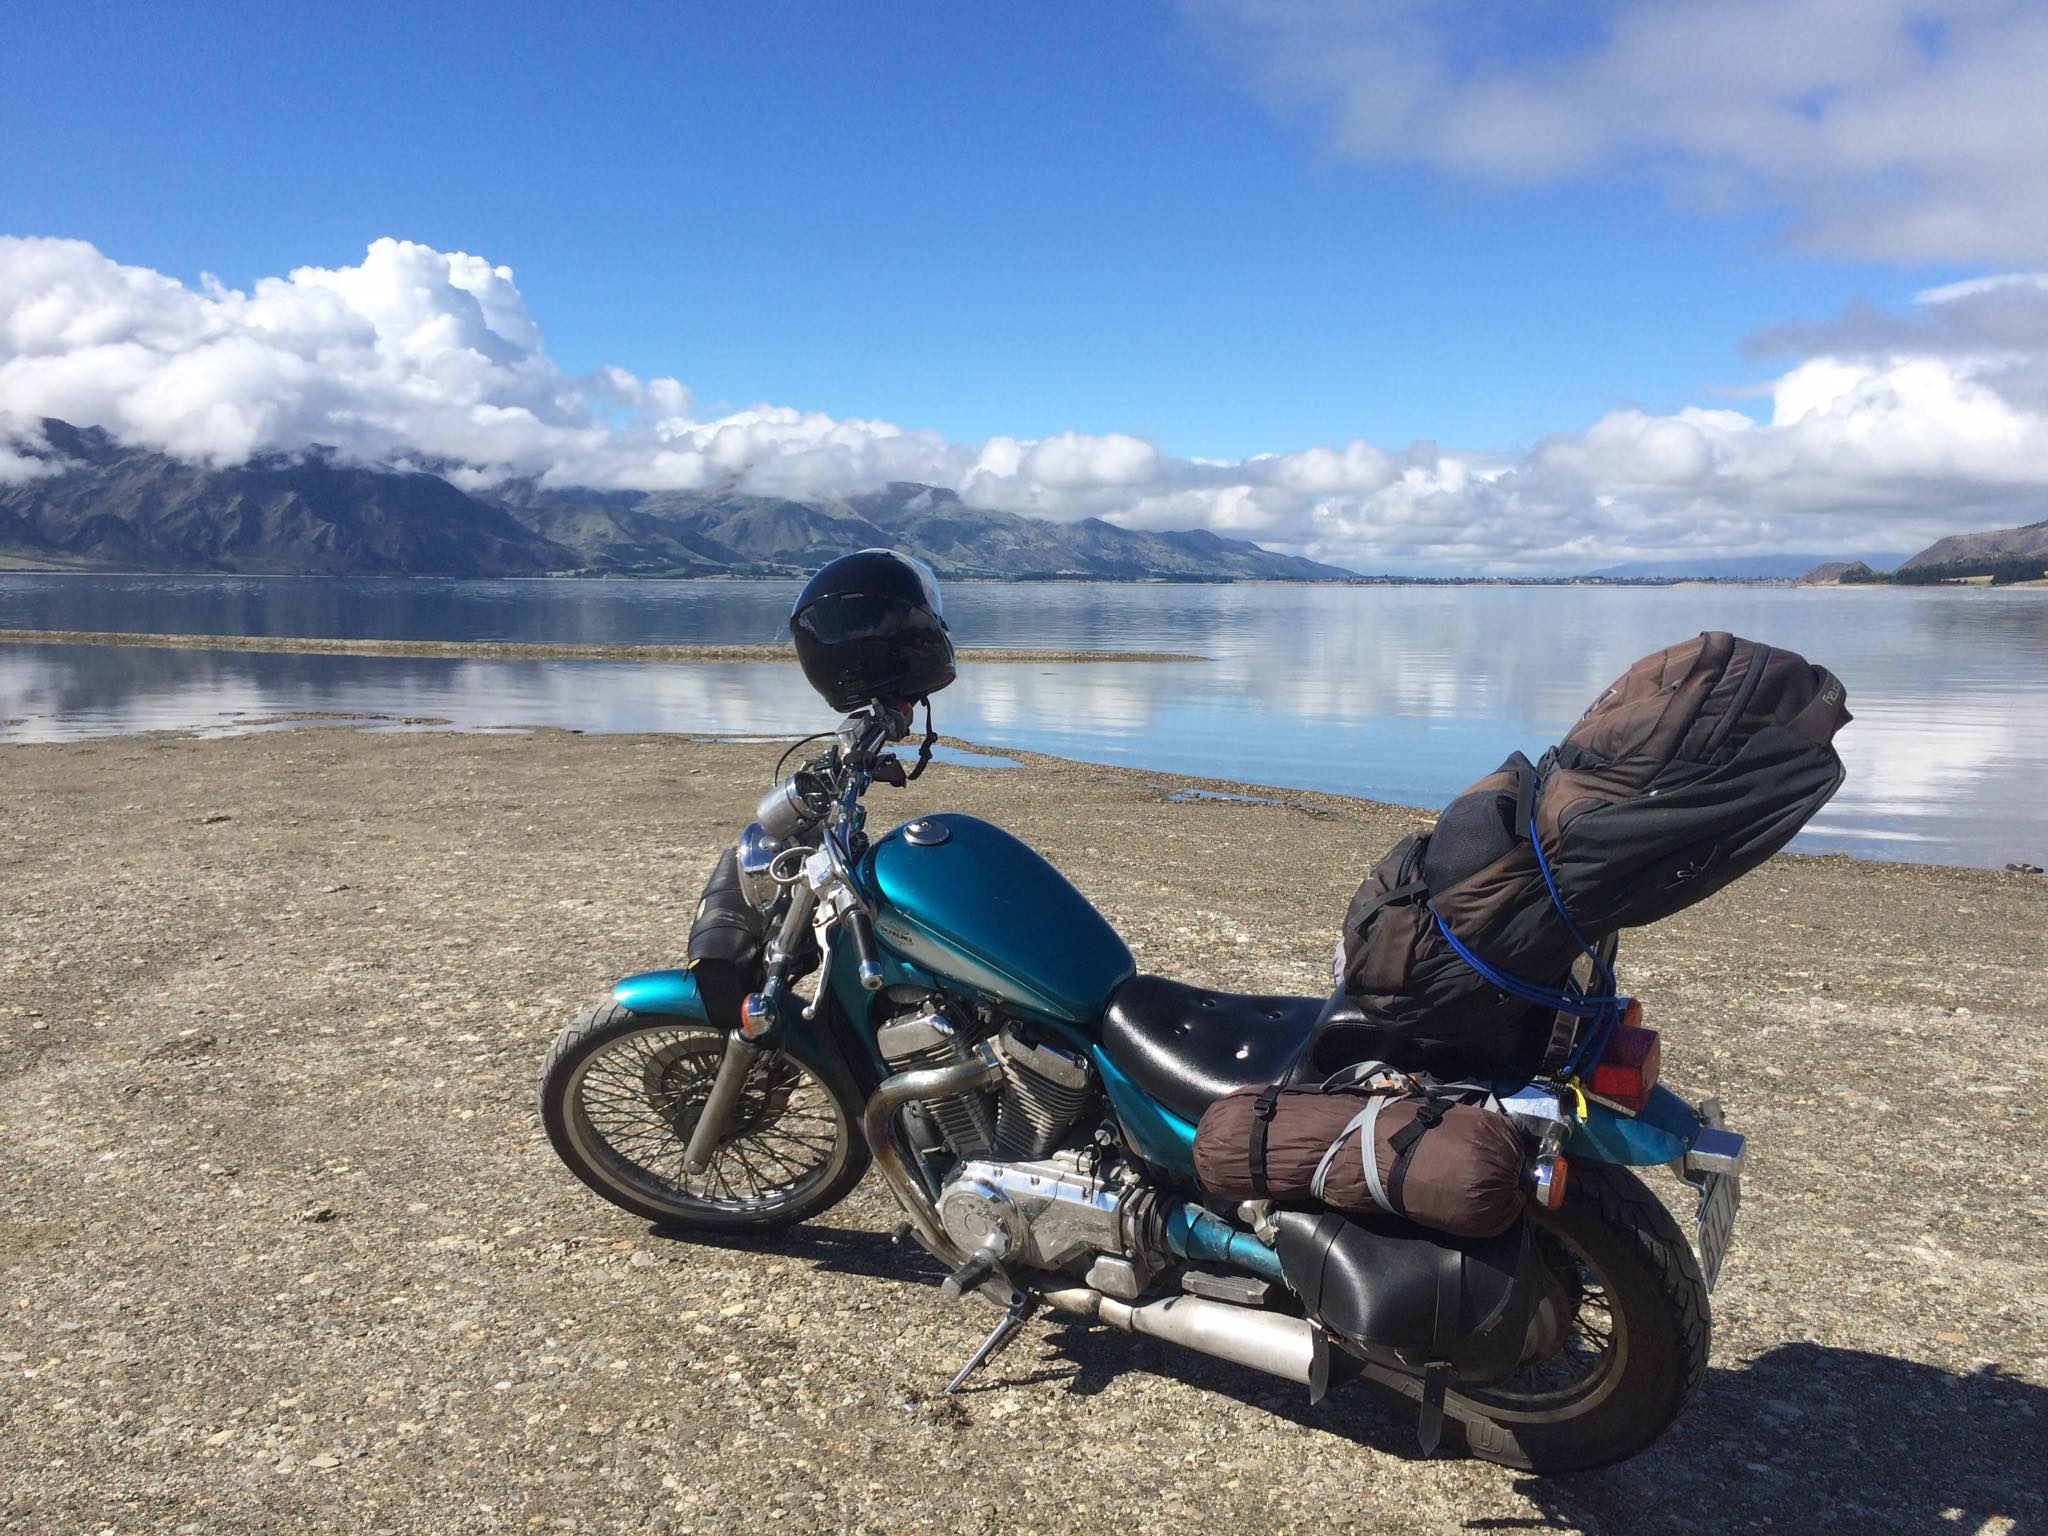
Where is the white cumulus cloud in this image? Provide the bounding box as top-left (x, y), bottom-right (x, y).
top-left (5, 234), bottom-right (2048, 571)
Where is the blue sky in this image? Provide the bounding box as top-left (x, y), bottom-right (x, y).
top-left (4, 1), bottom-right (2045, 570)
top-left (2, 1), bottom-right (1970, 457)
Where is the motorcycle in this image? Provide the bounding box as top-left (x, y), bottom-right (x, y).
top-left (538, 701), bottom-right (1745, 1472)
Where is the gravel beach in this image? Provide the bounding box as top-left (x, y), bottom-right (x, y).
top-left (2, 728), bottom-right (2042, 1535)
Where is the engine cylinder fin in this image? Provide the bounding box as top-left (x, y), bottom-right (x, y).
top-left (994, 1072), bottom-right (1093, 1160)
top-left (877, 1003), bottom-right (997, 1157)
top-left (992, 1022), bottom-right (1094, 1160)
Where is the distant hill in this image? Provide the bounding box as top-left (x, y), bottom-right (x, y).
top-left (1812, 518), bottom-right (2048, 586)
top-left (502, 478), bottom-right (1357, 581)
top-left (1897, 517), bottom-right (2048, 580)
top-left (0, 420), bottom-right (1358, 581)
top-left (1590, 552), bottom-right (1909, 580)
top-left (1798, 560), bottom-right (1875, 585)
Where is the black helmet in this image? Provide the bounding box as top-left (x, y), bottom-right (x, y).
top-left (789, 549), bottom-right (956, 711)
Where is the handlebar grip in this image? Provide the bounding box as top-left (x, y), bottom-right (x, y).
top-left (847, 909), bottom-right (885, 991)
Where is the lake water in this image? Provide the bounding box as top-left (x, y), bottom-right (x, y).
top-left (4, 574), bottom-right (2045, 870)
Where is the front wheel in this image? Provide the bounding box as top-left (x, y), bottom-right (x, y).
top-left (1359, 1162), bottom-right (1711, 1473)
top-left (539, 1003), bottom-right (870, 1233)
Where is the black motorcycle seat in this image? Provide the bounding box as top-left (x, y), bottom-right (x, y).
top-left (1100, 975), bottom-right (1327, 1123)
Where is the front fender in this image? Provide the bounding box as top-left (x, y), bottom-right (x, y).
top-left (609, 966), bottom-right (878, 1116)
top-left (611, 968), bottom-right (710, 1020)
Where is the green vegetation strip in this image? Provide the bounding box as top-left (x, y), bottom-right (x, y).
top-left (0, 628), bottom-right (1205, 665)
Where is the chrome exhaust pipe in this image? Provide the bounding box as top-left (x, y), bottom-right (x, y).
top-left (860, 1042), bottom-right (1005, 1268)
top-left (1038, 1285), bottom-right (1315, 1385)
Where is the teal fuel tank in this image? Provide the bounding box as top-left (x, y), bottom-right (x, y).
top-left (861, 813), bottom-right (1134, 1026)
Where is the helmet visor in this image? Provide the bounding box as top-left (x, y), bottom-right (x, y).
top-left (794, 590), bottom-right (945, 647)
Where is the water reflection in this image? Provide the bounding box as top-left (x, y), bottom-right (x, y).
top-left (4, 578), bottom-right (2045, 870)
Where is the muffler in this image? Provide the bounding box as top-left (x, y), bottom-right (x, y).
top-left (1039, 1285), bottom-right (1315, 1385)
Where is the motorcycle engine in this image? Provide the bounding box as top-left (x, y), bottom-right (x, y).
top-left (878, 995), bottom-right (1152, 1294)
top-left (875, 997), bottom-right (1095, 1162)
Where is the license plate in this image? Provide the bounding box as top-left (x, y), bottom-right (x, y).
top-left (1693, 1168), bottom-right (1740, 1292)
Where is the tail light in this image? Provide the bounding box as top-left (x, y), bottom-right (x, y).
top-left (1588, 1008), bottom-right (1661, 1115)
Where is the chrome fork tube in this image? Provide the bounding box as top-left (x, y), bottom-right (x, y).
top-left (859, 1045), bottom-right (1005, 1266)
top-left (682, 1031), bottom-right (764, 1173)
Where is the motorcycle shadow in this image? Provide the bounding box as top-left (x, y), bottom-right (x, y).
top-left (1501, 1342), bottom-right (2044, 1535)
top-left (650, 1219), bottom-right (1430, 1450)
top-left (647, 1223), bottom-right (2041, 1530)
top-left (647, 1218), bottom-right (948, 1284)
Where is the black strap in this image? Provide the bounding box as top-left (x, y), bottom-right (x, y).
top-left (1415, 1247), bottom-right (1462, 1455)
top-left (1383, 1100), bottom-right (1446, 1216)
top-left (1353, 878), bottom-right (1426, 933)
top-left (903, 697), bottom-right (938, 781)
top-left (1308, 1328), bottom-right (1333, 1408)
top-left (1248, 1083), bottom-right (1283, 1199)
top-left (1538, 1007), bottom-right (1583, 1076)
top-left (1511, 758), bottom-right (1538, 840)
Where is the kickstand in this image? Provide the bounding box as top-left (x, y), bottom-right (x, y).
top-left (942, 1293), bottom-right (1039, 1397)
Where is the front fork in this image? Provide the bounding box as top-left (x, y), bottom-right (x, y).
top-left (682, 872), bottom-right (825, 1170)
top-left (681, 1031), bottom-right (765, 1173)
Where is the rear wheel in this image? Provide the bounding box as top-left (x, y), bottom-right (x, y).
top-left (539, 1003), bottom-right (869, 1233)
top-left (1359, 1162), bottom-right (1710, 1473)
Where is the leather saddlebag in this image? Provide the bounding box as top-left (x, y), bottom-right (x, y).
top-left (1193, 1083), bottom-right (1526, 1239)
top-left (1275, 1208), bottom-right (1545, 1449)
top-left (684, 845), bottom-right (768, 1031)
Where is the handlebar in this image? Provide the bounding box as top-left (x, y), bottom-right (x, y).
top-left (846, 909), bottom-right (884, 992)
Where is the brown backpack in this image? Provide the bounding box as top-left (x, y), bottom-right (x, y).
top-left (1327, 634), bottom-right (1850, 1078)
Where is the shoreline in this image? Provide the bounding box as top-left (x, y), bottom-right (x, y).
top-left (3, 711), bottom-right (2032, 880)
top-left (13, 565), bottom-right (2047, 590)
top-left (0, 627), bottom-right (1206, 665)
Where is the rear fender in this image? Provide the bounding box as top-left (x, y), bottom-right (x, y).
top-left (1569, 1084), bottom-right (1702, 1165)
top-left (1497, 1079), bottom-right (1713, 1165)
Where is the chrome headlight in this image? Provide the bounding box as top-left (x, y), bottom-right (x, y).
top-left (736, 821), bottom-right (788, 909)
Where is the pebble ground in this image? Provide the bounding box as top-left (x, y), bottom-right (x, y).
top-left (2, 729), bottom-right (2042, 1535)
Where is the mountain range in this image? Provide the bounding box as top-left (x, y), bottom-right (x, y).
top-left (0, 420), bottom-right (1356, 582)
top-left (8, 419), bottom-right (2040, 584)
top-left (1593, 552), bottom-right (1911, 580)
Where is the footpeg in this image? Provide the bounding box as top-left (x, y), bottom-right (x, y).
top-left (940, 1235), bottom-right (1009, 1301)
top-left (942, 1294), bottom-right (1038, 1396)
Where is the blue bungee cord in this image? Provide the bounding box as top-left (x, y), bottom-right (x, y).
top-left (1427, 815), bottom-right (1633, 1087)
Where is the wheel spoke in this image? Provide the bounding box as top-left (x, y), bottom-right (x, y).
top-left (567, 1030), bottom-right (846, 1216)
